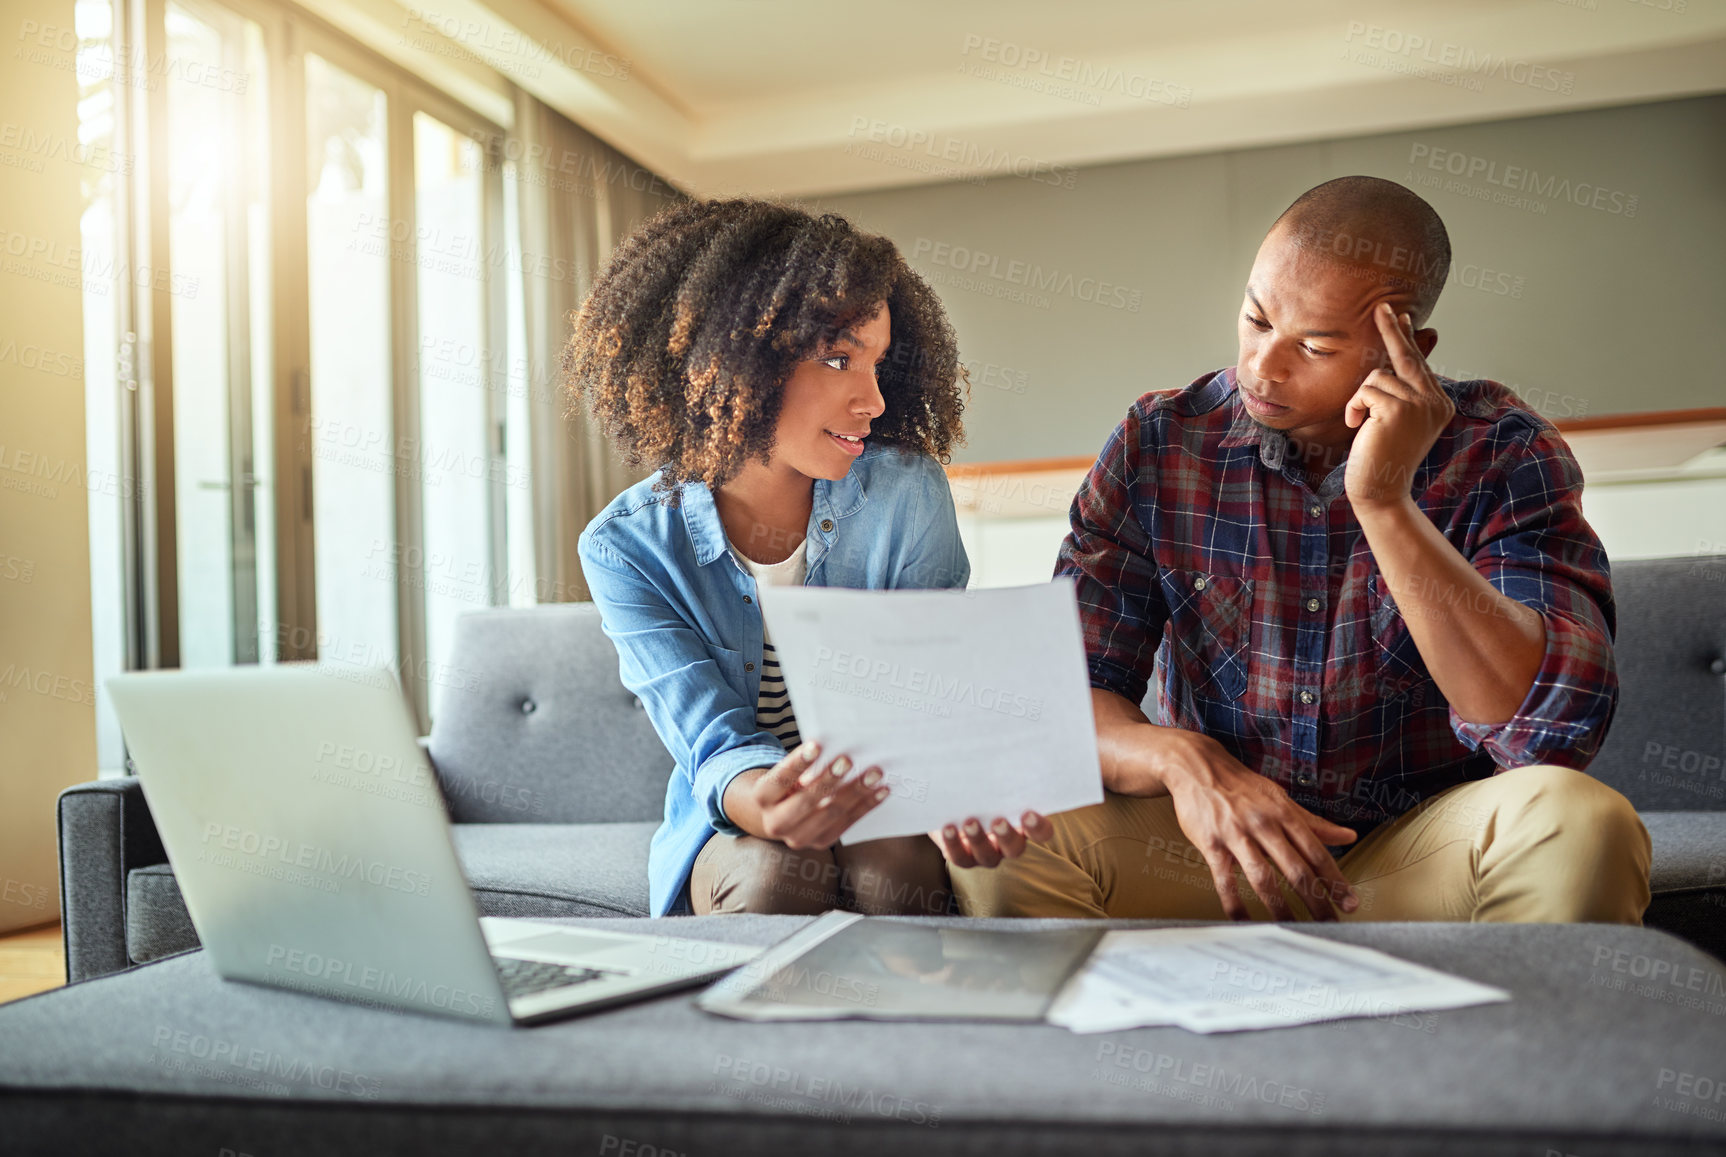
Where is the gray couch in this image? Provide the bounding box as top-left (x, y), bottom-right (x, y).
top-left (55, 554), bottom-right (1726, 982)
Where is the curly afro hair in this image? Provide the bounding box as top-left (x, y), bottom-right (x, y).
top-left (562, 198), bottom-right (967, 498)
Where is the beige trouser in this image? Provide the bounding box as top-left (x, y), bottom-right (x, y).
top-left (950, 764), bottom-right (1652, 924)
top-left (690, 832), bottom-right (953, 916)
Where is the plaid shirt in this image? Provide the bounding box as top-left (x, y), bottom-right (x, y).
top-left (1058, 367), bottom-right (1617, 836)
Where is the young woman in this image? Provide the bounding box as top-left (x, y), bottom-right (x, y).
top-left (567, 198), bottom-right (1049, 917)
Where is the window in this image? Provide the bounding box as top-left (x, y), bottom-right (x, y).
top-left (164, 0), bottom-right (272, 669)
top-left (412, 110), bottom-right (501, 693)
top-left (304, 51), bottom-right (396, 679)
top-left (89, 0), bottom-right (518, 762)
top-left (77, 0), bottom-right (127, 771)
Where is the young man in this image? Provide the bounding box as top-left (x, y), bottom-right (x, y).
top-left (950, 176), bottom-right (1651, 924)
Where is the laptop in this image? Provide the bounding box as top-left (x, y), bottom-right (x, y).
top-left (106, 663), bottom-right (761, 1026)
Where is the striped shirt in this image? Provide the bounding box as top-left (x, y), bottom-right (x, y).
top-left (730, 538), bottom-right (807, 752)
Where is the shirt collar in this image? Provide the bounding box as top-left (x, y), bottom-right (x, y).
top-left (1215, 366), bottom-right (1287, 470)
top-left (678, 457), bottom-right (870, 566)
top-left (812, 456), bottom-right (868, 526)
top-left (1214, 366), bottom-right (1472, 491)
top-left (678, 482), bottom-right (730, 566)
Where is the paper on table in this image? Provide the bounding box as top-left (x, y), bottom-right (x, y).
top-left (1045, 964), bottom-right (1176, 1033)
top-left (1050, 925), bottom-right (1510, 1034)
top-left (756, 579), bottom-right (1104, 843)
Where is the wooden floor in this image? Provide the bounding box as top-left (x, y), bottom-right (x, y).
top-left (0, 922), bottom-right (65, 1005)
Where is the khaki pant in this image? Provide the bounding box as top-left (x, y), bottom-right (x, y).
top-left (950, 764), bottom-right (1652, 924)
top-left (690, 833), bottom-right (953, 916)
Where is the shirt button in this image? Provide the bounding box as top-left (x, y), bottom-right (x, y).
top-left (1308, 504), bottom-right (1322, 518)
top-left (742, 595), bottom-right (752, 604)
top-left (744, 661), bottom-right (755, 673)
top-left (820, 519), bottom-right (834, 532)
top-left (1305, 597), bottom-right (1321, 612)
top-left (1299, 690), bottom-right (1317, 706)
top-left (1193, 577), bottom-right (1208, 591)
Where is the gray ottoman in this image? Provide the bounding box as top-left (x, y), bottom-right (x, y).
top-left (3, 917), bottom-right (1725, 1156)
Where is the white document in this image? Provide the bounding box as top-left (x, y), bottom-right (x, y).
top-left (1046, 963), bottom-right (1177, 1032)
top-left (756, 579), bottom-right (1104, 843)
top-left (1049, 925), bottom-right (1509, 1034)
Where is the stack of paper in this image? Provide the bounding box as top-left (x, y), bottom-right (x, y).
top-left (1047, 925), bottom-right (1509, 1034)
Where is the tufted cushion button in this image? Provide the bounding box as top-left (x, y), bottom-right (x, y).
top-left (520, 698), bottom-right (537, 715)
top-left (1711, 657), bottom-right (1726, 677)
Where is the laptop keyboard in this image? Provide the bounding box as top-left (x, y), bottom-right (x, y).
top-left (492, 955), bottom-right (619, 1000)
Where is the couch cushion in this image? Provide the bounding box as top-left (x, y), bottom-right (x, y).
top-left (1585, 555), bottom-right (1726, 811)
top-left (6, 919), bottom-right (1726, 1156)
top-left (1642, 812), bottom-right (1726, 963)
top-left (428, 604), bottom-right (675, 824)
top-left (124, 822), bottom-right (656, 964)
top-left (1643, 812), bottom-right (1726, 893)
top-left (449, 822), bottom-right (653, 918)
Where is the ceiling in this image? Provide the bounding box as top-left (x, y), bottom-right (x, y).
top-left (335, 0), bottom-right (1726, 197)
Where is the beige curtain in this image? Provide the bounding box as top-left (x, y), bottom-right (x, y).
top-left (513, 89), bottom-right (683, 603)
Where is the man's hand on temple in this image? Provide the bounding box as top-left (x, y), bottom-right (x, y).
top-left (1343, 302), bottom-right (1454, 513)
top-left (1339, 301), bottom-right (1547, 725)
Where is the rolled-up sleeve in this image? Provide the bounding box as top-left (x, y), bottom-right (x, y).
top-left (1451, 428), bottom-right (1617, 770)
top-left (1055, 406), bottom-right (1168, 708)
top-left (577, 531), bottom-right (787, 834)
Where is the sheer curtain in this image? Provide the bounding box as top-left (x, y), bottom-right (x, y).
top-left (512, 89), bottom-right (683, 603)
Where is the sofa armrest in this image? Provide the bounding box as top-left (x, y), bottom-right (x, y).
top-left (56, 778), bottom-right (166, 984)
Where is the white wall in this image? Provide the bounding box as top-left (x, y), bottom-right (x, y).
top-left (959, 460), bottom-right (1726, 589)
top-left (1583, 470), bottom-right (1726, 564)
top-left (0, 0), bottom-right (98, 932)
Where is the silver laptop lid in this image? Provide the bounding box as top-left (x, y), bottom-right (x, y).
top-left (107, 664), bottom-right (512, 1026)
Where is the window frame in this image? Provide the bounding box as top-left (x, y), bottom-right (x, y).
top-left (119, 0), bottom-right (510, 735)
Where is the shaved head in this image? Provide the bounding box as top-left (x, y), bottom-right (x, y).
top-left (1269, 176), bottom-right (1450, 326)
top-left (1235, 176), bottom-right (1449, 468)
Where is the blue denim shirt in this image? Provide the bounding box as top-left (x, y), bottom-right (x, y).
top-left (577, 443), bottom-right (971, 916)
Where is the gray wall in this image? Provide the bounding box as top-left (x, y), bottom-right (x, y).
top-left (817, 95), bottom-right (1726, 465)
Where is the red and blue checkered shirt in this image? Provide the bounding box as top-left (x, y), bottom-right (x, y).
top-left (1058, 367), bottom-right (1617, 835)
